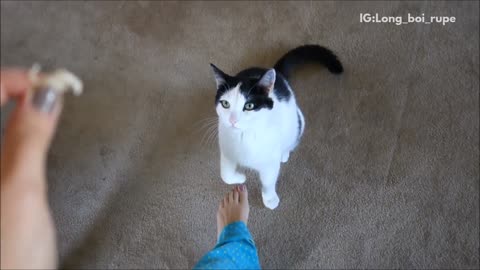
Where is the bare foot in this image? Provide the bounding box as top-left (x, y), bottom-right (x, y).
top-left (217, 184), bottom-right (249, 239)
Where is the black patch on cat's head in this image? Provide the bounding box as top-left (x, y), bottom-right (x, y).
top-left (210, 64), bottom-right (274, 110)
top-left (210, 63), bottom-right (239, 105)
top-left (238, 77), bottom-right (274, 111)
top-left (237, 67), bottom-right (291, 102)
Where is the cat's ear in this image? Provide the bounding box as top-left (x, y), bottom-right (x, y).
top-left (210, 63), bottom-right (229, 89)
top-left (257, 69), bottom-right (276, 93)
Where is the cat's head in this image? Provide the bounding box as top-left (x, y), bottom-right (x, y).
top-left (210, 64), bottom-right (276, 131)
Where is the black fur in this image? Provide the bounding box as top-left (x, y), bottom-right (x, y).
top-left (235, 74), bottom-right (274, 111)
top-left (214, 76), bottom-right (239, 105)
top-left (237, 68), bottom-right (291, 102)
top-left (212, 69), bottom-right (274, 110)
top-left (273, 44), bottom-right (343, 79)
top-left (212, 44), bottom-right (343, 110)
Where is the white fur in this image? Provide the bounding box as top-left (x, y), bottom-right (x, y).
top-left (29, 64), bottom-right (83, 95)
top-left (216, 77), bottom-right (304, 209)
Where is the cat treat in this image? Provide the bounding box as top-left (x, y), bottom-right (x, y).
top-left (29, 64), bottom-right (83, 96)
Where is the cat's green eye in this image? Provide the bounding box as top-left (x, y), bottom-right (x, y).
top-left (220, 100), bottom-right (230, 108)
top-left (244, 102), bottom-right (255, 111)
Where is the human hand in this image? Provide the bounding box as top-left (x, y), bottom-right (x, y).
top-left (1, 68), bottom-right (62, 269)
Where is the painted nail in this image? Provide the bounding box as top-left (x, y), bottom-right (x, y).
top-left (32, 88), bottom-right (58, 113)
top-left (240, 184), bottom-right (245, 191)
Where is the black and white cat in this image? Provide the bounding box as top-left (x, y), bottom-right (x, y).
top-left (211, 45), bottom-right (343, 209)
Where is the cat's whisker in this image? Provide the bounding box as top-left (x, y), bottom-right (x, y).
top-left (194, 118), bottom-right (218, 135)
top-left (205, 132), bottom-right (217, 149)
top-left (209, 124), bottom-right (217, 143)
top-left (200, 127), bottom-right (214, 147)
top-left (208, 133), bottom-right (218, 148)
top-left (193, 116), bottom-right (217, 125)
top-left (200, 121), bottom-right (218, 148)
top-left (205, 124), bottom-right (218, 147)
top-left (203, 130), bottom-right (213, 148)
top-left (193, 117), bottom-right (218, 130)
top-left (195, 121), bottom-right (217, 134)
top-left (199, 123), bottom-right (213, 147)
top-left (206, 125), bottom-right (218, 148)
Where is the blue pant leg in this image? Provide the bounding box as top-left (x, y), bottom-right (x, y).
top-left (194, 221), bottom-right (261, 269)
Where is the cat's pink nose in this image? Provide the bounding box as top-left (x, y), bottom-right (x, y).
top-left (229, 115), bottom-right (237, 125)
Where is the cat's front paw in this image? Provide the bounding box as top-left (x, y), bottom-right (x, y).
top-left (262, 192), bottom-right (280, 210)
top-left (281, 152), bottom-right (290, 163)
top-left (221, 173), bottom-right (246, 185)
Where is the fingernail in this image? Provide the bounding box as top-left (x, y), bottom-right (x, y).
top-left (32, 88), bottom-right (58, 113)
top-left (240, 185), bottom-right (245, 191)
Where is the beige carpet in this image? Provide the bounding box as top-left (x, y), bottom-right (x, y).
top-left (1, 1), bottom-right (478, 269)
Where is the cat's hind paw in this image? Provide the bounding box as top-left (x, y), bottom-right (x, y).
top-left (221, 172), bottom-right (246, 185)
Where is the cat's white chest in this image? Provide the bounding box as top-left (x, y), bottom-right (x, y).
top-left (219, 126), bottom-right (281, 168)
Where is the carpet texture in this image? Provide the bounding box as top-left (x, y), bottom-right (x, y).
top-left (1, 1), bottom-right (478, 269)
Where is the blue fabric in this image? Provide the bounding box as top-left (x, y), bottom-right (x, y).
top-left (193, 221), bottom-right (261, 269)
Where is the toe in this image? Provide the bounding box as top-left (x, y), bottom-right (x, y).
top-left (219, 198), bottom-right (225, 209)
top-left (228, 190), bottom-right (234, 203)
top-left (223, 195), bottom-right (228, 206)
top-left (239, 184), bottom-right (248, 203)
top-left (233, 187), bottom-right (239, 203)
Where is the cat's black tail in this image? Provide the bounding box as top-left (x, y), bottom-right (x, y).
top-left (273, 45), bottom-right (343, 80)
